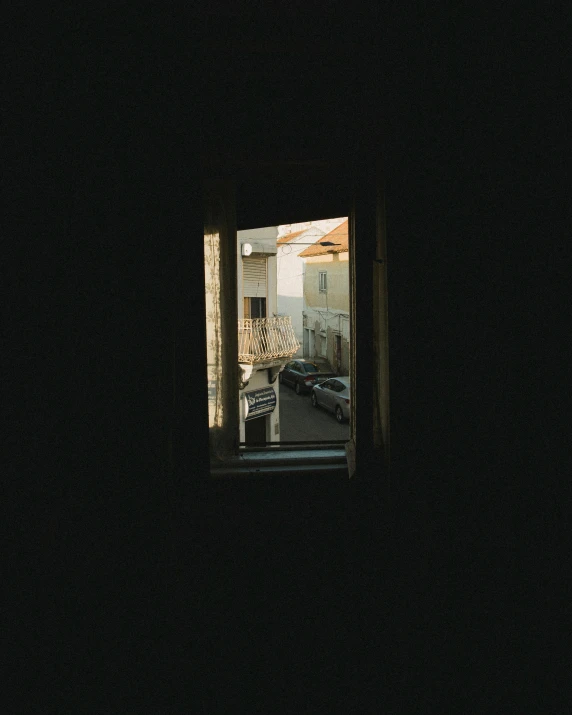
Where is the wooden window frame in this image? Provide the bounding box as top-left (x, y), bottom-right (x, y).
top-left (183, 160), bottom-right (389, 489)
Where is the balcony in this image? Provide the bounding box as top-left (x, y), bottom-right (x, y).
top-left (238, 316), bottom-right (300, 365)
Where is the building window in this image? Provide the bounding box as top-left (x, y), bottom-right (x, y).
top-left (319, 271), bottom-right (327, 293)
top-left (243, 297), bottom-right (267, 319)
top-left (243, 256), bottom-right (267, 299)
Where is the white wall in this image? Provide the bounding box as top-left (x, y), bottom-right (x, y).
top-left (276, 226), bottom-right (325, 356)
top-left (277, 216), bottom-right (347, 240)
top-left (237, 226), bottom-right (278, 318)
top-left (276, 217), bottom-right (346, 357)
top-left (238, 369), bottom-right (280, 443)
top-left (303, 306), bottom-right (351, 374)
top-left (239, 225), bottom-right (279, 243)
top-left (304, 307), bottom-right (351, 342)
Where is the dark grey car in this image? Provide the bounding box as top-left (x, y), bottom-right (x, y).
top-left (279, 359), bottom-right (336, 395)
top-left (311, 377), bottom-right (351, 422)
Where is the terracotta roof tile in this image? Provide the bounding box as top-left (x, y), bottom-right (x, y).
top-left (298, 219), bottom-right (349, 257)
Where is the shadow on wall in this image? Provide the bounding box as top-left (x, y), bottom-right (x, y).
top-left (276, 294), bottom-right (305, 355)
top-left (324, 326), bottom-right (350, 375)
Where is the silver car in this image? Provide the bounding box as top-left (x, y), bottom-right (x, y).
top-left (310, 376), bottom-right (350, 423)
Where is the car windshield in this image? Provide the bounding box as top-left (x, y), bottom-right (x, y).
top-left (302, 363), bottom-right (319, 373)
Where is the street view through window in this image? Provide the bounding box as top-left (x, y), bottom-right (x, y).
top-left (238, 218), bottom-right (350, 445)
top-left (204, 215), bottom-right (351, 449)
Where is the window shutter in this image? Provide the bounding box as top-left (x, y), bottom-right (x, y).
top-left (243, 257), bottom-right (267, 298)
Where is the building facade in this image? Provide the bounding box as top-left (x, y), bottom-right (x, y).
top-left (276, 217), bottom-right (346, 360)
top-left (276, 225), bottom-right (325, 357)
top-left (299, 220), bottom-right (350, 376)
top-left (237, 226), bottom-right (299, 445)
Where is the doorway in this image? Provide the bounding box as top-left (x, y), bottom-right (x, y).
top-left (303, 327), bottom-right (315, 359)
top-left (244, 415), bottom-right (267, 445)
top-left (308, 328), bottom-right (315, 359)
top-left (334, 333), bottom-right (342, 374)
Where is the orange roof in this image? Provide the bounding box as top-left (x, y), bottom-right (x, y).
top-left (298, 219), bottom-right (349, 257)
top-left (276, 229), bottom-right (309, 245)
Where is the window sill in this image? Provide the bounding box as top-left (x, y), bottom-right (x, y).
top-left (211, 445), bottom-right (349, 479)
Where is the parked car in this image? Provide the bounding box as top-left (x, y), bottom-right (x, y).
top-left (279, 359), bottom-right (337, 395)
top-left (311, 377), bottom-right (351, 422)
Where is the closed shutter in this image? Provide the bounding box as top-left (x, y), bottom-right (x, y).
top-left (243, 257), bottom-right (267, 298)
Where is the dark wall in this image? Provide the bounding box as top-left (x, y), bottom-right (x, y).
top-left (381, 13), bottom-right (566, 708)
top-left (8, 10), bottom-right (565, 711)
top-left (6, 28), bottom-right (209, 707)
top-left (386, 10), bottom-right (561, 531)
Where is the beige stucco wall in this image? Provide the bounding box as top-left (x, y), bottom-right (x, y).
top-left (303, 252), bottom-right (349, 313)
top-left (302, 252), bottom-right (350, 374)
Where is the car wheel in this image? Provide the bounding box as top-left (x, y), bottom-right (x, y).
top-left (311, 392), bottom-right (318, 408)
top-left (295, 382), bottom-right (302, 395)
top-left (335, 406), bottom-right (344, 423)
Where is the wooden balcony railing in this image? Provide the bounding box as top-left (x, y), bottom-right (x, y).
top-left (238, 316), bottom-right (300, 364)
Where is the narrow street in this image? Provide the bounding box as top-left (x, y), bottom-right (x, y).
top-left (278, 382), bottom-right (350, 442)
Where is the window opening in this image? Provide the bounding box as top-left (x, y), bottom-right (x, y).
top-left (234, 217), bottom-right (351, 447)
top-left (244, 297), bottom-right (266, 319)
top-left (202, 170), bottom-right (390, 478)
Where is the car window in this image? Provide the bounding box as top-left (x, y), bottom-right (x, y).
top-left (332, 380), bottom-right (345, 392)
top-left (321, 380), bottom-right (333, 389)
top-left (303, 363), bottom-right (319, 373)
top-left (286, 362), bottom-right (295, 370)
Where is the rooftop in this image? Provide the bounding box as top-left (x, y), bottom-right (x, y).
top-left (298, 219), bottom-right (349, 257)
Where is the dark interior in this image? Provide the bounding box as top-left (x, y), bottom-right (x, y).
top-left (8, 11), bottom-right (564, 712)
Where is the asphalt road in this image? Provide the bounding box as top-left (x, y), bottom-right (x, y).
top-left (278, 382), bottom-right (350, 443)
